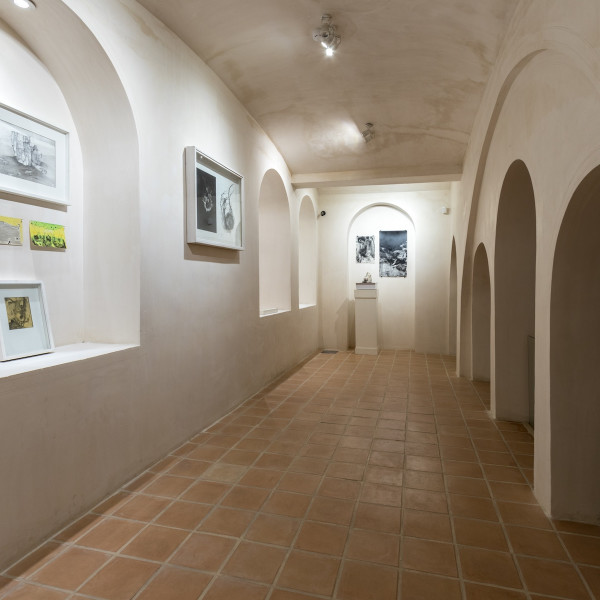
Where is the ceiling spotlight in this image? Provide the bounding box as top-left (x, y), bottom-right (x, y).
top-left (312, 14), bottom-right (341, 56)
top-left (361, 123), bottom-right (375, 143)
top-left (13, 0), bottom-right (36, 8)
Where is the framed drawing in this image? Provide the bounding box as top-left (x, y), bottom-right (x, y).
top-left (379, 230), bottom-right (407, 277)
top-left (0, 103), bottom-right (69, 205)
top-left (185, 146), bottom-right (244, 250)
top-left (0, 281), bottom-right (54, 361)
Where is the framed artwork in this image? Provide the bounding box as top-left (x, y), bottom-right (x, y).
top-left (185, 146), bottom-right (244, 250)
top-left (379, 230), bottom-right (407, 277)
top-left (30, 220), bottom-right (66, 249)
top-left (356, 235), bottom-right (375, 263)
top-left (0, 103), bottom-right (69, 205)
top-left (0, 281), bottom-right (54, 361)
top-left (0, 215), bottom-right (23, 245)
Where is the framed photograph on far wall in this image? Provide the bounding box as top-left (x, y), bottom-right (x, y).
top-left (0, 281), bottom-right (54, 361)
top-left (185, 146), bottom-right (244, 250)
top-left (0, 103), bottom-right (69, 205)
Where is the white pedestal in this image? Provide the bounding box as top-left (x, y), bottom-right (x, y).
top-left (354, 287), bottom-right (378, 355)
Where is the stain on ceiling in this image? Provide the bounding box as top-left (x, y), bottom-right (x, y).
top-left (136, 0), bottom-right (519, 185)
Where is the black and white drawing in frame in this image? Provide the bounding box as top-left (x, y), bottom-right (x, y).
top-left (379, 230), bottom-right (407, 277)
top-left (185, 146), bottom-right (244, 250)
top-left (0, 104), bottom-right (69, 205)
top-left (356, 235), bottom-right (375, 263)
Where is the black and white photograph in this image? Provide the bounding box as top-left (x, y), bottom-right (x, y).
top-left (0, 104), bottom-right (69, 205)
top-left (356, 235), bottom-right (375, 263)
top-left (0, 119), bottom-right (56, 188)
top-left (185, 146), bottom-right (244, 250)
top-left (196, 168), bottom-right (217, 232)
top-left (379, 230), bottom-right (407, 277)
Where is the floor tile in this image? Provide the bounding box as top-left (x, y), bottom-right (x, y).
top-left (79, 557), bottom-right (159, 600)
top-left (306, 497), bottom-right (355, 525)
top-left (198, 507), bottom-right (254, 537)
top-left (277, 551), bottom-right (340, 596)
top-left (220, 485), bottom-right (270, 510)
top-left (518, 556), bottom-right (590, 599)
top-left (459, 547), bottom-right (522, 588)
top-left (153, 500), bottom-right (211, 529)
top-left (402, 537), bottom-right (457, 577)
top-left (262, 491), bottom-right (311, 518)
top-left (354, 503), bottom-right (402, 533)
top-left (336, 560), bottom-right (397, 600)
top-left (453, 517), bottom-right (508, 551)
top-left (346, 529), bottom-right (399, 565)
top-left (169, 533), bottom-right (235, 571)
top-left (245, 514), bottom-right (300, 546)
top-left (135, 566), bottom-right (211, 600)
top-left (76, 518), bottom-right (144, 552)
top-left (401, 570), bottom-right (462, 600)
top-left (560, 533), bottom-right (600, 566)
top-left (402, 510), bottom-right (453, 542)
top-left (1, 584), bottom-right (70, 599)
top-left (121, 525), bottom-right (188, 561)
top-left (222, 541), bottom-right (286, 584)
top-left (30, 547), bottom-right (109, 591)
top-left (295, 521), bottom-right (348, 556)
top-left (203, 576), bottom-right (269, 600)
top-left (506, 525), bottom-right (568, 560)
top-left (113, 495), bottom-right (170, 521)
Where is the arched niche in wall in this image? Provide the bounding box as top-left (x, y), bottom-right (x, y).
top-left (494, 160), bottom-right (536, 424)
top-left (298, 195), bottom-right (317, 308)
top-left (449, 238), bottom-right (457, 356)
top-left (258, 169), bottom-right (291, 316)
top-left (347, 204), bottom-right (415, 350)
top-left (472, 243), bottom-right (491, 383)
top-left (0, 2), bottom-right (140, 348)
top-left (550, 164), bottom-right (600, 523)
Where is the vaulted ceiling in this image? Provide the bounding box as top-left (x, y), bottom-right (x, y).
top-left (137, 0), bottom-right (519, 186)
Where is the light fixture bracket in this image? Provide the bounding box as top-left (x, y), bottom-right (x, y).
top-left (312, 14), bottom-right (341, 55)
top-left (362, 122), bottom-right (375, 143)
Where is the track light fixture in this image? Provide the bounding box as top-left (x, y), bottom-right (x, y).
top-left (361, 123), bottom-right (375, 143)
top-left (312, 14), bottom-right (341, 56)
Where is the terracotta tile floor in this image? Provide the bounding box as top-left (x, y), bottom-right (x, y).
top-left (2, 351), bottom-right (600, 600)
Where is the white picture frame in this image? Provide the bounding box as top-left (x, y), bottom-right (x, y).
top-left (0, 281), bottom-right (54, 361)
top-left (0, 103), bottom-right (69, 206)
top-left (185, 146), bottom-right (244, 250)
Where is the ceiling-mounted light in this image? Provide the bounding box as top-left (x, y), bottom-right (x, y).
top-left (312, 14), bottom-right (341, 56)
top-left (13, 0), bottom-right (36, 8)
top-left (361, 123), bottom-right (375, 143)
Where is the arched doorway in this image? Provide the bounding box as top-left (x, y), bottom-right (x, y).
top-left (550, 164), bottom-right (600, 522)
top-left (472, 244), bottom-right (491, 388)
top-left (494, 160), bottom-right (536, 424)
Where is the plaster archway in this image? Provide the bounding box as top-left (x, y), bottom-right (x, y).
top-left (449, 238), bottom-right (457, 356)
top-left (494, 160), bottom-right (536, 424)
top-left (472, 243), bottom-right (491, 383)
top-left (550, 164), bottom-right (600, 523)
top-left (298, 195), bottom-right (317, 308)
top-left (347, 204), bottom-right (415, 350)
top-left (258, 169), bottom-right (291, 315)
top-left (0, 1), bottom-right (140, 343)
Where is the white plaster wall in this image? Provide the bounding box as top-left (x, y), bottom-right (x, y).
top-left (298, 195), bottom-right (318, 308)
top-left (0, 0), bottom-right (319, 568)
top-left (318, 185), bottom-right (451, 354)
top-left (453, 0), bottom-right (600, 520)
top-left (0, 21), bottom-right (84, 346)
top-left (348, 206), bottom-right (415, 350)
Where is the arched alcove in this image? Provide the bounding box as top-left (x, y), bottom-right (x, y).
top-left (472, 243), bottom-right (491, 383)
top-left (449, 238), bottom-right (457, 356)
top-left (494, 160), bottom-right (536, 424)
top-left (258, 169), bottom-right (291, 315)
top-left (0, 1), bottom-right (140, 346)
top-left (347, 204), bottom-right (415, 349)
top-left (550, 164), bottom-right (600, 522)
top-left (298, 196), bottom-right (317, 308)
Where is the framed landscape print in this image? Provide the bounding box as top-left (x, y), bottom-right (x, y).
top-left (185, 146), bottom-right (244, 250)
top-left (0, 281), bottom-right (54, 361)
top-left (0, 103), bottom-right (69, 205)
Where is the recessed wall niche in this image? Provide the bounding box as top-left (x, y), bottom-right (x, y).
top-left (298, 195), bottom-right (317, 308)
top-left (347, 204), bottom-right (415, 349)
top-left (258, 169), bottom-right (291, 316)
top-left (0, 4), bottom-right (140, 373)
